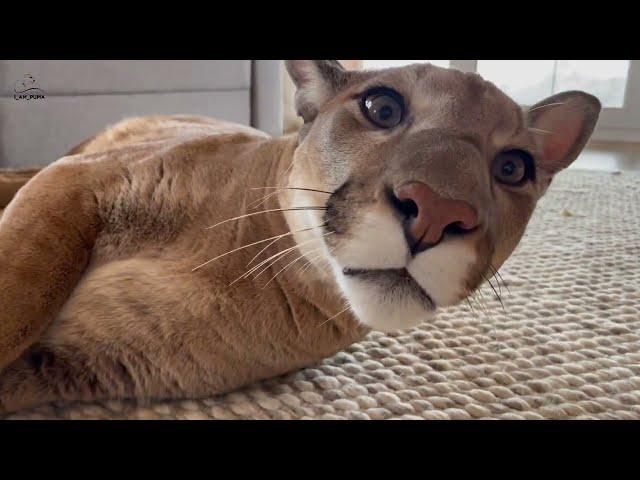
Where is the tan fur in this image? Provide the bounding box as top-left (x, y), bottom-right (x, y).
top-left (0, 62), bottom-right (599, 414)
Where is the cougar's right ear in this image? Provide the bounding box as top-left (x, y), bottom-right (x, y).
top-left (285, 60), bottom-right (349, 124)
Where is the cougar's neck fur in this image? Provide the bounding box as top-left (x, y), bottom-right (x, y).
top-left (206, 132), bottom-right (368, 350)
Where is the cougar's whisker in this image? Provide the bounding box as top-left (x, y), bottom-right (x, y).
top-left (247, 187), bottom-right (333, 210)
top-left (468, 287), bottom-right (502, 353)
top-left (253, 232), bottom-right (334, 280)
top-left (480, 270), bottom-right (500, 299)
top-left (298, 255), bottom-right (321, 275)
top-left (495, 271), bottom-right (511, 297)
top-left (488, 265), bottom-right (503, 298)
top-left (280, 157), bottom-right (296, 181)
top-left (192, 231), bottom-right (294, 272)
top-left (465, 296), bottom-right (476, 315)
top-left (246, 236), bottom-right (284, 265)
top-left (481, 271), bottom-right (505, 311)
top-left (251, 246), bottom-right (299, 280)
top-left (229, 257), bottom-right (279, 286)
top-left (262, 246), bottom-right (324, 288)
top-left (248, 191), bottom-right (280, 210)
top-left (527, 101), bottom-right (565, 113)
top-left (246, 223), bottom-right (327, 266)
top-left (317, 304), bottom-right (351, 327)
top-left (249, 186), bottom-right (333, 194)
top-left (309, 256), bottom-right (334, 278)
top-left (471, 288), bottom-right (491, 319)
top-left (205, 207), bottom-right (328, 230)
top-left (229, 245), bottom-right (299, 286)
top-left (194, 224), bottom-right (327, 273)
top-left (230, 233), bottom-right (333, 285)
top-left (528, 127), bottom-right (554, 135)
top-left (247, 187), bottom-right (333, 208)
top-left (488, 263), bottom-right (511, 297)
top-left (297, 247), bottom-right (335, 275)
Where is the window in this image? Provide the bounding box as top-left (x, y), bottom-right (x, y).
top-left (477, 60), bottom-right (630, 108)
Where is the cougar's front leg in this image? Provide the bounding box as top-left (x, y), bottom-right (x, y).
top-left (0, 162), bottom-right (100, 372)
top-left (0, 344), bottom-right (105, 414)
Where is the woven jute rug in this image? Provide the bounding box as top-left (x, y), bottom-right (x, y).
top-left (5, 169), bottom-right (640, 420)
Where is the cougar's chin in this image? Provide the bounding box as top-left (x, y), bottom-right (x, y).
top-left (324, 224), bottom-right (479, 332)
top-left (335, 266), bottom-right (437, 332)
top-left (319, 198), bottom-right (480, 331)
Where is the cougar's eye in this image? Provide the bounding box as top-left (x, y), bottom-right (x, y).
top-left (492, 149), bottom-right (535, 186)
top-left (360, 87), bottom-right (405, 129)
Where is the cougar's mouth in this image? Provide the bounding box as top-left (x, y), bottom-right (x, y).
top-left (342, 267), bottom-right (436, 310)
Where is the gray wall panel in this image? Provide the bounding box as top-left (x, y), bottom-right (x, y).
top-left (1, 61), bottom-right (251, 96)
top-left (1, 90), bottom-right (250, 167)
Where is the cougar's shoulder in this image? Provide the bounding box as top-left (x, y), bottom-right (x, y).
top-left (51, 116), bottom-right (276, 265)
top-left (66, 115), bottom-right (270, 156)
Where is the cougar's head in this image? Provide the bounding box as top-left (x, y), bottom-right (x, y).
top-left (283, 60), bottom-right (600, 332)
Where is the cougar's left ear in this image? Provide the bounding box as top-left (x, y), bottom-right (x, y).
top-left (527, 91), bottom-right (601, 174)
top-left (285, 60), bottom-right (350, 124)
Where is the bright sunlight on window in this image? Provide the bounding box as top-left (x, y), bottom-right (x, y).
top-left (478, 60), bottom-right (630, 108)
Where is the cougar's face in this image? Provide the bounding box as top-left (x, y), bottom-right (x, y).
top-left (285, 61), bottom-right (600, 332)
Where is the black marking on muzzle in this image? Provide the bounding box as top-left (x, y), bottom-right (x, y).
top-left (323, 180), bottom-right (353, 235)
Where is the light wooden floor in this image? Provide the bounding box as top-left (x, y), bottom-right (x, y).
top-left (573, 141), bottom-right (640, 172)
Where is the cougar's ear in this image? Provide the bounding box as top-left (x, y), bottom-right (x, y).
top-left (285, 60), bottom-right (349, 124)
top-left (527, 91), bottom-right (601, 174)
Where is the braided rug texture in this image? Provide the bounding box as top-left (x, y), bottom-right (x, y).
top-left (6, 169), bottom-right (640, 420)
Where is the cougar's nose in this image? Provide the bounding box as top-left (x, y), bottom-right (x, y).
top-left (392, 181), bottom-right (479, 254)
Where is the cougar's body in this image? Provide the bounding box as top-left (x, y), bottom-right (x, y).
top-left (0, 116), bottom-right (364, 413)
top-left (0, 62), bottom-right (599, 414)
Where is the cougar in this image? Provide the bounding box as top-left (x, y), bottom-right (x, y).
top-left (0, 60), bottom-right (600, 414)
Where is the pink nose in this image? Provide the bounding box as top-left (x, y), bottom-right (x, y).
top-left (394, 181), bottom-right (479, 253)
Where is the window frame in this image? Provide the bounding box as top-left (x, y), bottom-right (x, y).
top-left (450, 60), bottom-right (640, 142)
